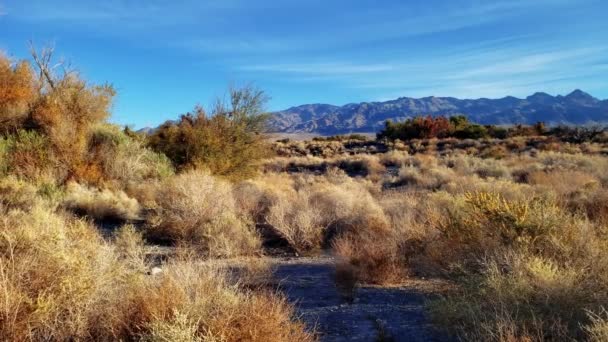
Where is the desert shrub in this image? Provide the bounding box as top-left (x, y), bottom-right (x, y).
top-left (0, 204), bottom-right (129, 340)
top-left (537, 152), bottom-right (608, 185)
top-left (527, 170), bottom-right (598, 197)
top-left (508, 123), bottom-right (546, 137)
top-left (453, 124), bottom-right (488, 139)
top-left (333, 190), bottom-right (445, 284)
top-left (333, 227), bottom-right (405, 285)
top-left (378, 150), bottom-right (410, 167)
top-left (395, 165), bottom-right (455, 190)
top-left (586, 309), bottom-right (608, 342)
top-left (431, 251), bottom-right (608, 341)
top-left (0, 49), bottom-right (116, 184)
top-left (0, 129), bottom-right (63, 181)
top-left (550, 125), bottom-right (607, 143)
top-left (89, 124), bottom-right (174, 185)
top-left (336, 154), bottom-right (385, 179)
top-left (0, 54), bottom-right (37, 133)
top-left (147, 170), bottom-right (261, 257)
top-left (486, 125), bottom-right (509, 139)
top-left (263, 175), bottom-right (386, 254)
top-left (0, 203), bottom-right (310, 341)
top-left (132, 260), bottom-right (313, 342)
top-left (148, 86), bottom-right (270, 181)
top-left (479, 144), bottom-right (508, 159)
top-left (378, 115), bottom-right (506, 141)
top-left (427, 191), bottom-right (608, 340)
top-left (430, 192), bottom-right (585, 269)
top-left (265, 186), bottom-right (326, 253)
top-left (378, 116), bottom-right (452, 140)
top-left (0, 176), bottom-right (62, 211)
top-left (446, 154), bottom-right (511, 180)
top-left (62, 182), bottom-right (141, 221)
top-left (113, 224), bottom-right (147, 272)
top-left (572, 188), bottom-right (608, 226)
top-left (30, 74), bottom-right (115, 182)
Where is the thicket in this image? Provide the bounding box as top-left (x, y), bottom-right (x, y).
top-left (376, 115), bottom-right (595, 142)
top-left (0, 49), bottom-right (176, 186)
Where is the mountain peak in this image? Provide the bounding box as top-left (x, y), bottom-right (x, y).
top-left (527, 92), bottom-right (555, 103)
top-left (566, 89), bottom-right (593, 99)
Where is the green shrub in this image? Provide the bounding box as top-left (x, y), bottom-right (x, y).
top-left (148, 86), bottom-right (270, 181)
top-left (0, 129), bottom-right (62, 182)
top-left (453, 124), bottom-right (488, 139)
top-left (89, 124), bottom-right (174, 184)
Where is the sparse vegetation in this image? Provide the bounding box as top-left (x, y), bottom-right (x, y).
top-left (2, 47), bottom-right (608, 341)
top-left (0, 50), bottom-right (310, 342)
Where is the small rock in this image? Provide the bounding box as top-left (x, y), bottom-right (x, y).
top-left (150, 267), bottom-right (162, 275)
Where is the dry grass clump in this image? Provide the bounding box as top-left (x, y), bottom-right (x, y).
top-left (537, 152), bottom-right (608, 184)
top-left (0, 204), bottom-right (129, 340)
top-left (395, 164), bottom-right (456, 190)
top-left (426, 191), bottom-right (608, 340)
top-left (586, 309), bottom-right (608, 342)
top-left (147, 170), bottom-right (261, 257)
top-left (336, 154), bottom-right (385, 179)
top-left (333, 227), bottom-right (405, 285)
top-left (0, 176), bottom-right (58, 210)
top-left (527, 169), bottom-right (599, 195)
top-left (571, 188), bottom-right (608, 226)
top-left (0, 203), bottom-right (312, 341)
top-left (63, 182), bottom-right (141, 221)
top-left (262, 155), bottom-right (328, 174)
top-left (265, 186), bottom-right (326, 253)
top-left (128, 259), bottom-right (313, 342)
top-left (445, 154), bottom-right (512, 179)
top-left (333, 190), bottom-right (445, 284)
top-left (264, 175), bottom-right (387, 254)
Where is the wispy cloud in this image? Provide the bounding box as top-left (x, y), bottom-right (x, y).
top-left (178, 0), bottom-right (584, 55)
top-left (239, 39), bottom-right (607, 100)
top-left (240, 62), bottom-right (394, 75)
top-left (445, 47), bottom-right (608, 79)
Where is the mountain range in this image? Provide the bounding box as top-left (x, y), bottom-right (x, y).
top-left (268, 90), bottom-right (608, 135)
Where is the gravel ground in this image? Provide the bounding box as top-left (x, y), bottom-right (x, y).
top-left (271, 257), bottom-right (454, 342)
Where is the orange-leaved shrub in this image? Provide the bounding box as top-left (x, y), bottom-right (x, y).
top-left (0, 51), bottom-right (116, 184)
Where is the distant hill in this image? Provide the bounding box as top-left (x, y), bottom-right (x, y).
top-left (269, 90), bottom-right (608, 135)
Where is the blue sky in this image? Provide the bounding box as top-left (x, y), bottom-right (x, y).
top-left (1, 0), bottom-right (607, 128)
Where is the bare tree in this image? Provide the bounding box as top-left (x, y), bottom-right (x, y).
top-left (28, 41), bottom-right (76, 92)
